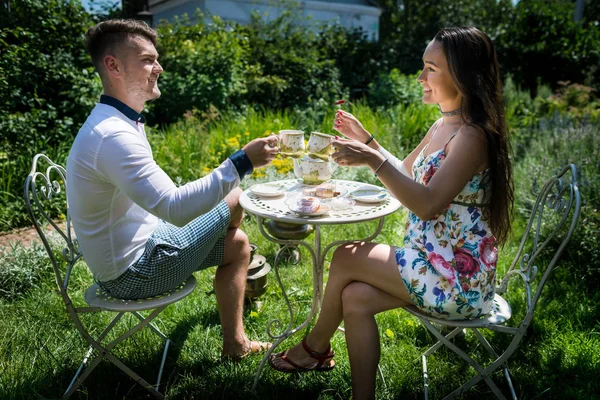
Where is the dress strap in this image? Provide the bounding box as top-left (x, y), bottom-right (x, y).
top-left (442, 124), bottom-right (464, 151)
top-left (430, 119), bottom-right (443, 141)
top-left (422, 119), bottom-right (443, 154)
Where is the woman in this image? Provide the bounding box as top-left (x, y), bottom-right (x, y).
top-left (269, 26), bottom-right (513, 399)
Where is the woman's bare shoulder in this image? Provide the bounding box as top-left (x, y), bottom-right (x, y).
top-left (457, 124), bottom-right (488, 148)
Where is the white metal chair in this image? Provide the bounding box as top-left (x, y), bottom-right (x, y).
top-left (24, 154), bottom-right (197, 399)
top-left (402, 164), bottom-right (582, 399)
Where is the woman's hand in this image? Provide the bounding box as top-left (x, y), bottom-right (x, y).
top-left (333, 111), bottom-right (371, 143)
top-left (331, 137), bottom-right (384, 169)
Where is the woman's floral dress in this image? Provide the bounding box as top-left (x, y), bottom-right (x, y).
top-left (395, 124), bottom-right (498, 320)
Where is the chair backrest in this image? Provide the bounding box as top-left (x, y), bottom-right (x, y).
top-left (496, 164), bottom-right (581, 324)
top-left (23, 154), bottom-right (83, 304)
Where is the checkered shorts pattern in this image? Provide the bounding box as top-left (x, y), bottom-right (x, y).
top-left (98, 200), bottom-right (231, 299)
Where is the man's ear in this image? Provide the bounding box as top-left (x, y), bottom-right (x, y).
top-left (104, 55), bottom-right (121, 78)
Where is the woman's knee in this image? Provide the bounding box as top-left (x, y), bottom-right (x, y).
top-left (330, 243), bottom-right (361, 274)
top-left (341, 282), bottom-right (377, 316)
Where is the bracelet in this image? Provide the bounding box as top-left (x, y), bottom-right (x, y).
top-left (374, 158), bottom-right (388, 175)
top-left (365, 134), bottom-right (375, 145)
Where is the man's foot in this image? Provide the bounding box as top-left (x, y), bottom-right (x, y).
top-left (268, 337), bottom-right (335, 373)
top-left (222, 339), bottom-right (271, 361)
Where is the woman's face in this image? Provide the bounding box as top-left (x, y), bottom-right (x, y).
top-left (417, 40), bottom-right (461, 111)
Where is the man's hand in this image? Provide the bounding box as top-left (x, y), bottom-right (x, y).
top-left (242, 136), bottom-right (279, 168)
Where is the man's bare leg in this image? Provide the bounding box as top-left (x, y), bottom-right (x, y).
top-left (215, 188), bottom-right (268, 358)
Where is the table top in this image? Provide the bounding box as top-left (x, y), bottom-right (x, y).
top-left (240, 179), bottom-right (402, 225)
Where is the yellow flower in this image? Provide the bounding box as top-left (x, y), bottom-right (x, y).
top-left (226, 137), bottom-right (240, 148)
top-left (271, 157), bottom-right (293, 174)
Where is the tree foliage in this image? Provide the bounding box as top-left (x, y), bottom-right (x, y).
top-left (494, 0), bottom-right (600, 96)
top-left (0, 0), bottom-right (101, 154)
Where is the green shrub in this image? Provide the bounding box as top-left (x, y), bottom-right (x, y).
top-left (149, 14), bottom-right (249, 125)
top-left (495, 0), bottom-right (600, 95)
top-left (0, 0), bottom-right (100, 154)
top-left (316, 23), bottom-right (384, 98)
top-left (241, 10), bottom-right (344, 111)
top-left (541, 81), bottom-right (600, 119)
top-left (368, 70), bottom-right (422, 109)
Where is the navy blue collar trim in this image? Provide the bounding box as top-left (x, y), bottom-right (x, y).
top-left (99, 95), bottom-right (146, 124)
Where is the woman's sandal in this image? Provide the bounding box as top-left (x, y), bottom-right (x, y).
top-left (268, 337), bottom-right (335, 373)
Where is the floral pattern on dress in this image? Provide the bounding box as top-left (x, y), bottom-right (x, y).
top-left (395, 143), bottom-right (497, 320)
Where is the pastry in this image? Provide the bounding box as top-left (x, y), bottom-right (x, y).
top-left (315, 183), bottom-right (335, 198)
top-left (296, 196), bottom-right (320, 213)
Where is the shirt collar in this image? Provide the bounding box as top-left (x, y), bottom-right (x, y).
top-left (99, 95), bottom-right (146, 124)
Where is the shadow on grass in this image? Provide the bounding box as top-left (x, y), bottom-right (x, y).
top-left (5, 309), bottom-right (222, 399)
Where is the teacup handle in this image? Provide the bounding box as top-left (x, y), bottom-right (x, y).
top-left (270, 133), bottom-right (281, 152)
top-left (330, 159), bottom-right (339, 173)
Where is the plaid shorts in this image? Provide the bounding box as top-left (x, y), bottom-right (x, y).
top-left (98, 200), bottom-right (231, 299)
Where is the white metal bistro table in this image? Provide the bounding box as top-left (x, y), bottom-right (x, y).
top-left (239, 179), bottom-right (401, 390)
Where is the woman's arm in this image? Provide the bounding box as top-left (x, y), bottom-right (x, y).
top-left (332, 125), bottom-right (487, 220)
top-left (334, 110), bottom-right (440, 179)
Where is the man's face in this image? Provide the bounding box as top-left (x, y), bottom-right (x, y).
top-left (120, 35), bottom-right (163, 106)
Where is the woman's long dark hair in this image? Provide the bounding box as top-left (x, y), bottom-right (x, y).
top-left (434, 26), bottom-right (513, 245)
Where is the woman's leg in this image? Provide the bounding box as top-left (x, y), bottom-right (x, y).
top-left (342, 282), bottom-right (405, 400)
top-left (270, 242), bottom-right (412, 370)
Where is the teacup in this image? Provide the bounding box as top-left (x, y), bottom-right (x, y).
top-left (307, 131), bottom-right (334, 161)
top-left (278, 130), bottom-right (305, 159)
top-left (293, 155), bottom-right (338, 185)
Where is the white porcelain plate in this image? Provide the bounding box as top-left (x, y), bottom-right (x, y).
top-left (288, 203), bottom-right (331, 217)
top-left (349, 188), bottom-right (389, 203)
top-left (250, 183), bottom-right (286, 197)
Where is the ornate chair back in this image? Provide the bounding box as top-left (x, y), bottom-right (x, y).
top-left (497, 163), bottom-right (581, 331)
top-left (24, 153), bottom-right (82, 308)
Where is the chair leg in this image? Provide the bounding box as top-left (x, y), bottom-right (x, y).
top-left (472, 329), bottom-right (518, 400)
top-left (64, 313), bottom-right (126, 399)
top-left (419, 319), bottom-right (508, 400)
top-left (422, 354), bottom-right (430, 400)
top-left (133, 311), bottom-right (169, 342)
top-left (377, 364), bottom-right (386, 388)
top-left (65, 307), bottom-right (170, 399)
top-left (132, 310), bottom-right (173, 392)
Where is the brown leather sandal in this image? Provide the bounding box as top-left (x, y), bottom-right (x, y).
top-left (268, 337), bottom-right (335, 373)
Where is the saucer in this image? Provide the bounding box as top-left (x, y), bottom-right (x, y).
top-left (349, 187), bottom-right (389, 203)
top-left (288, 203), bottom-right (331, 217)
top-left (250, 183), bottom-right (286, 197)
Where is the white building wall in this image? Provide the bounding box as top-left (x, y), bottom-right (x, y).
top-left (149, 0), bottom-right (381, 41)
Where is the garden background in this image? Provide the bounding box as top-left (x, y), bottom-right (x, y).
top-left (0, 0), bottom-right (599, 399)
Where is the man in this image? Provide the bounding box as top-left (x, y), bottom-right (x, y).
top-left (66, 19), bottom-right (278, 359)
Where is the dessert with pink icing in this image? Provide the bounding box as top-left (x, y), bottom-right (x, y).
top-left (295, 196), bottom-right (320, 214)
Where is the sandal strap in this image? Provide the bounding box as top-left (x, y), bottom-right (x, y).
top-left (301, 337), bottom-right (334, 369)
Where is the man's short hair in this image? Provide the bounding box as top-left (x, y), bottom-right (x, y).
top-left (85, 19), bottom-right (157, 72)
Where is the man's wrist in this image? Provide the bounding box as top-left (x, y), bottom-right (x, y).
top-left (228, 150), bottom-right (254, 180)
